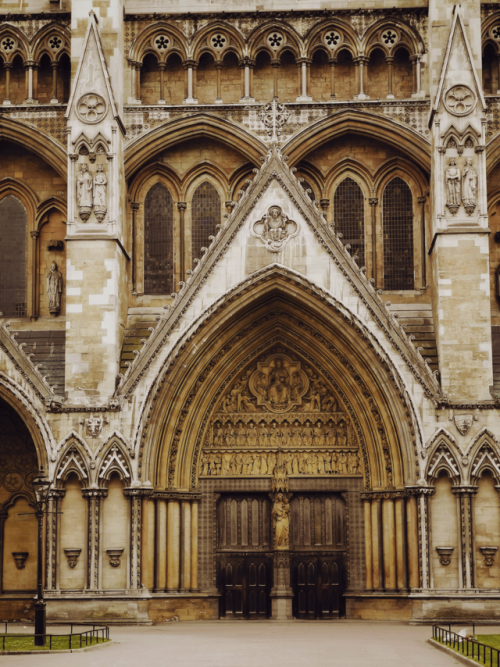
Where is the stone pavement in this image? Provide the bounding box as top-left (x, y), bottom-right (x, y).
top-left (1, 621), bottom-right (473, 667)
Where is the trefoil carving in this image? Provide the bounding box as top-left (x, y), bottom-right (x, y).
top-left (252, 206), bottom-right (299, 253)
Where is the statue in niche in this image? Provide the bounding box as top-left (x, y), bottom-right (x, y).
top-left (462, 157), bottom-right (477, 215)
top-left (93, 164), bottom-right (107, 223)
top-left (445, 158), bottom-right (461, 214)
top-left (46, 261), bottom-right (63, 315)
top-left (77, 163), bottom-right (93, 221)
top-left (268, 358), bottom-right (290, 404)
top-left (247, 423), bottom-right (258, 448)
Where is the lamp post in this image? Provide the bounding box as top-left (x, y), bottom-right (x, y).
top-left (32, 467), bottom-right (51, 646)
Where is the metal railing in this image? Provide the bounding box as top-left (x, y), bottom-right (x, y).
top-left (1, 623), bottom-right (109, 651)
top-left (433, 625), bottom-right (500, 666)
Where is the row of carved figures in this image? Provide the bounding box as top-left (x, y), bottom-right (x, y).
top-left (200, 449), bottom-right (361, 476)
top-left (210, 420), bottom-right (350, 448)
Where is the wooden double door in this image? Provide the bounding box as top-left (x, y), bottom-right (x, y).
top-left (219, 555), bottom-right (272, 619)
top-left (292, 554), bottom-right (344, 619)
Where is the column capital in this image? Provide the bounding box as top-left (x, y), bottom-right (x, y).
top-left (30, 230), bottom-right (40, 239)
top-left (451, 485), bottom-right (478, 496)
top-left (153, 490), bottom-right (202, 501)
top-left (369, 197), bottom-right (378, 206)
top-left (239, 57), bottom-right (256, 68)
top-left (123, 486), bottom-right (155, 498)
top-left (328, 56), bottom-right (338, 65)
top-left (182, 59), bottom-right (198, 70)
top-left (3, 62), bottom-right (13, 70)
top-left (130, 202), bottom-right (140, 211)
top-left (296, 57), bottom-right (312, 66)
top-left (157, 62), bottom-right (166, 71)
top-left (405, 484), bottom-right (435, 497)
top-left (270, 58), bottom-right (281, 68)
top-left (417, 195), bottom-right (427, 204)
top-left (385, 55), bottom-right (395, 64)
top-left (353, 56), bottom-right (369, 65)
top-left (177, 201), bottom-right (188, 211)
top-left (82, 488), bottom-right (108, 498)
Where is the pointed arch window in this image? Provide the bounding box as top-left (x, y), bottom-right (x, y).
top-left (383, 177), bottom-right (414, 290)
top-left (144, 183), bottom-right (174, 294)
top-left (334, 177), bottom-right (365, 268)
top-left (191, 182), bottom-right (220, 265)
top-left (0, 195), bottom-right (27, 317)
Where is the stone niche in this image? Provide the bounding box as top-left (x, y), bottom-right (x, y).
top-left (200, 347), bottom-right (362, 479)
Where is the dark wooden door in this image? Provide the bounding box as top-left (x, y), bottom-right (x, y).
top-left (292, 554), bottom-right (343, 619)
top-left (219, 555), bottom-right (271, 619)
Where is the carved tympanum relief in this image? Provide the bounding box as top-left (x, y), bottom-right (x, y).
top-left (252, 206), bottom-right (299, 253)
top-left (200, 348), bottom-right (361, 478)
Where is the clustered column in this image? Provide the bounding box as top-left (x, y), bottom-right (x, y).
top-left (149, 493), bottom-right (200, 593)
top-left (362, 491), bottom-right (418, 592)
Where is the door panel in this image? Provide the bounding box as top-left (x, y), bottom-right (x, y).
top-left (293, 555), bottom-right (344, 619)
top-left (219, 555), bottom-right (271, 619)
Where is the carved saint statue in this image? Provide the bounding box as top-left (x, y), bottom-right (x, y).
top-left (93, 164), bottom-right (108, 222)
top-left (445, 158), bottom-right (461, 211)
top-left (46, 261), bottom-right (63, 315)
top-left (268, 358), bottom-right (290, 404)
top-left (77, 163), bottom-right (93, 221)
top-left (462, 158), bottom-right (477, 213)
top-left (272, 493), bottom-right (291, 549)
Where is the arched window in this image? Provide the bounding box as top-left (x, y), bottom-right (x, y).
top-left (383, 177), bottom-right (414, 290)
top-left (191, 182), bottom-right (220, 264)
top-left (334, 178), bottom-right (365, 268)
top-left (144, 183), bottom-right (174, 294)
top-left (0, 195), bottom-right (27, 317)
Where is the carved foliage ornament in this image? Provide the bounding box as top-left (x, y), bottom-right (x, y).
top-left (252, 206), bottom-right (299, 253)
top-left (444, 85), bottom-right (476, 117)
top-left (76, 93), bottom-right (107, 124)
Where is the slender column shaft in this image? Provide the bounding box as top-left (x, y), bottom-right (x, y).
top-left (369, 198), bottom-right (378, 287)
top-left (187, 67), bottom-right (193, 98)
top-left (159, 63), bottom-right (165, 103)
top-left (155, 499), bottom-right (168, 591)
top-left (142, 497), bottom-right (155, 590)
top-left (395, 497), bottom-right (407, 591)
top-left (135, 63), bottom-right (142, 100)
top-left (271, 59), bottom-right (279, 98)
top-left (30, 230), bottom-right (39, 321)
top-left (371, 498), bottom-right (383, 590)
top-left (244, 65), bottom-right (250, 97)
top-left (181, 501), bottom-right (192, 591)
top-left (358, 61), bottom-right (364, 95)
top-left (301, 62), bottom-right (307, 97)
top-left (33, 65), bottom-right (38, 101)
top-left (191, 502), bottom-right (199, 591)
top-left (364, 499), bottom-right (373, 590)
top-left (167, 500), bottom-right (180, 591)
top-left (386, 57), bottom-right (394, 97)
top-left (177, 202), bottom-right (187, 280)
top-left (383, 498), bottom-right (397, 591)
top-left (215, 62), bottom-right (222, 102)
top-left (51, 62), bottom-right (58, 102)
top-left (329, 58), bottom-right (336, 98)
top-left (418, 196), bottom-right (427, 288)
top-left (406, 495), bottom-right (419, 589)
top-left (4, 63), bottom-right (12, 102)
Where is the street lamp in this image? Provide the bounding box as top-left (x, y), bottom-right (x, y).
top-left (31, 467), bottom-right (51, 646)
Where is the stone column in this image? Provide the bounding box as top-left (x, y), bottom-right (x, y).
top-left (215, 60), bottom-right (223, 103)
top-left (0, 507), bottom-right (8, 594)
top-left (354, 57), bottom-right (369, 100)
top-left (177, 202), bottom-right (187, 281)
top-left (406, 485), bottom-right (435, 589)
top-left (361, 494), bottom-right (373, 591)
top-left (382, 496), bottom-right (397, 592)
top-left (24, 60), bottom-right (35, 103)
top-left (46, 489), bottom-right (65, 591)
top-left (141, 493), bottom-right (156, 590)
top-left (50, 61), bottom-right (59, 103)
top-left (158, 62), bottom-right (166, 104)
top-left (124, 487), bottom-right (153, 590)
top-left (270, 552), bottom-right (294, 620)
top-left (239, 58), bottom-right (255, 103)
top-left (181, 501), bottom-right (192, 591)
top-left (328, 56), bottom-right (337, 99)
top-left (135, 61), bottom-right (142, 101)
top-left (271, 59), bottom-right (280, 98)
top-left (394, 494), bottom-right (408, 591)
top-left (167, 499), bottom-right (181, 591)
top-left (3, 62), bottom-right (12, 105)
top-left (418, 195), bottom-right (427, 288)
top-left (154, 497), bottom-right (168, 592)
top-left (130, 202), bottom-right (139, 294)
top-left (30, 231), bottom-right (39, 321)
top-left (296, 58), bottom-right (312, 102)
top-left (191, 500), bottom-right (199, 591)
top-left (385, 56), bottom-right (394, 99)
top-left (369, 198), bottom-right (378, 287)
top-left (82, 489), bottom-right (107, 590)
top-left (406, 493), bottom-right (420, 589)
top-left (371, 496), bottom-right (383, 590)
top-left (183, 59), bottom-right (198, 104)
top-left (452, 485), bottom-right (478, 588)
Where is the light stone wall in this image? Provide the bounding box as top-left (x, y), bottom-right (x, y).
top-left (3, 498), bottom-right (37, 592)
top-left (430, 475), bottom-right (459, 589)
top-left (101, 476), bottom-right (129, 590)
top-left (474, 473), bottom-right (500, 590)
top-left (59, 474), bottom-right (87, 590)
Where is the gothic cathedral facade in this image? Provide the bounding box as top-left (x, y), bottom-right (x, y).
top-left (1, 0), bottom-right (500, 624)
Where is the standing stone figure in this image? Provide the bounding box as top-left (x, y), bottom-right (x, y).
top-left (93, 164), bottom-right (108, 222)
top-left (77, 163), bottom-right (93, 221)
top-left (445, 158), bottom-right (461, 212)
top-left (272, 493), bottom-right (290, 549)
top-left (462, 157), bottom-right (477, 214)
top-left (46, 261), bottom-right (63, 315)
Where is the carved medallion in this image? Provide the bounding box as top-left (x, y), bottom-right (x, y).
top-left (252, 206), bottom-right (299, 253)
top-left (454, 414), bottom-right (473, 436)
top-left (444, 85), bottom-right (476, 117)
top-left (76, 93), bottom-right (107, 124)
top-left (249, 354), bottom-right (308, 413)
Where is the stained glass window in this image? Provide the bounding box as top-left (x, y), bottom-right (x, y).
top-left (383, 177), bottom-right (414, 290)
top-left (191, 182), bottom-right (220, 265)
top-left (334, 178), bottom-right (365, 268)
top-left (0, 195), bottom-right (27, 318)
top-left (144, 183), bottom-right (174, 294)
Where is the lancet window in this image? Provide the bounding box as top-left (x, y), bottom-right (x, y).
top-left (382, 177), bottom-right (414, 290)
top-left (334, 178), bottom-right (365, 269)
top-left (144, 183), bottom-right (174, 295)
top-left (191, 182), bottom-right (221, 265)
top-left (0, 195), bottom-right (27, 317)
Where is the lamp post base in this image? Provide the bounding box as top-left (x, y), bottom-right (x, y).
top-left (34, 600), bottom-right (46, 646)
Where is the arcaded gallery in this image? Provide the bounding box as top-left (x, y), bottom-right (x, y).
top-left (2, 0), bottom-right (500, 626)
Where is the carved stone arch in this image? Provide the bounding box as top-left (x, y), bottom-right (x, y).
top-left (97, 442), bottom-right (132, 486)
top-left (283, 110), bottom-right (431, 172)
top-left (95, 430), bottom-right (134, 459)
top-left (470, 441), bottom-right (500, 485)
top-left (482, 13), bottom-right (500, 51)
top-left (361, 17), bottom-right (424, 57)
top-left (294, 161), bottom-right (324, 200)
top-left (133, 269), bottom-right (423, 493)
top-left (305, 19), bottom-right (360, 59)
top-left (2, 491), bottom-right (37, 512)
top-left (124, 113), bottom-right (266, 181)
top-left (486, 133), bottom-right (500, 176)
top-left (191, 21), bottom-right (246, 62)
top-left (128, 162), bottom-right (181, 203)
top-left (0, 373), bottom-right (53, 473)
top-left (426, 440), bottom-right (461, 483)
top-left (247, 20), bottom-right (303, 60)
top-left (0, 177), bottom-right (38, 224)
top-left (483, 37), bottom-right (500, 57)
top-left (0, 25), bottom-right (29, 63)
top-left (36, 196), bottom-right (67, 231)
top-left (325, 159), bottom-right (373, 201)
top-left (181, 161), bottom-right (230, 200)
top-left (0, 116), bottom-right (67, 178)
top-left (128, 21), bottom-right (187, 63)
top-left (464, 428), bottom-right (500, 459)
top-left (72, 131), bottom-right (111, 159)
top-left (31, 23), bottom-right (71, 61)
top-left (229, 163), bottom-right (259, 200)
top-left (423, 427), bottom-right (456, 457)
top-left (54, 440), bottom-right (90, 488)
top-left (373, 157), bottom-right (428, 198)
top-left (487, 186), bottom-right (500, 217)
top-left (55, 430), bottom-right (93, 460)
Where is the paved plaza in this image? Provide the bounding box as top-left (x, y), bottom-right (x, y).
top-left (1, 621), bottom-right (472, 666)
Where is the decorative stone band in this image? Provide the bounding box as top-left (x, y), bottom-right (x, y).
top-left (360, 490), bottom-right (409, 501)
top-left (152, 491), bottom-right (202, 501)
top-left (123, 487), bottom-right (154, 498)
top-left (81, 488), bottom-right (108, 498)
top-left (405, 485), bottom-right (436, 497)
top-left (451, 485), bottom-right (479, 496)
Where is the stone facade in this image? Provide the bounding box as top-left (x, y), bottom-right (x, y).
top-left (3, 0), bottom-right (500, 625)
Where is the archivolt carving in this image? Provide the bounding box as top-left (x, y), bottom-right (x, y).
top-left (99, 445), bottom-right (131, 482)
top-left (56, 445), bottom-right (88, 483)
top-left (471, 444), bottom-right (500, 482)
top-left (427, 443), bottom-right (460, 479)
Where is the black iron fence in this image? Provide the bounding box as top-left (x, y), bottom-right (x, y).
top-left (1, 623), bottom-right (109, 651)
top-left (433, 625), bottom-right (500, 666)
